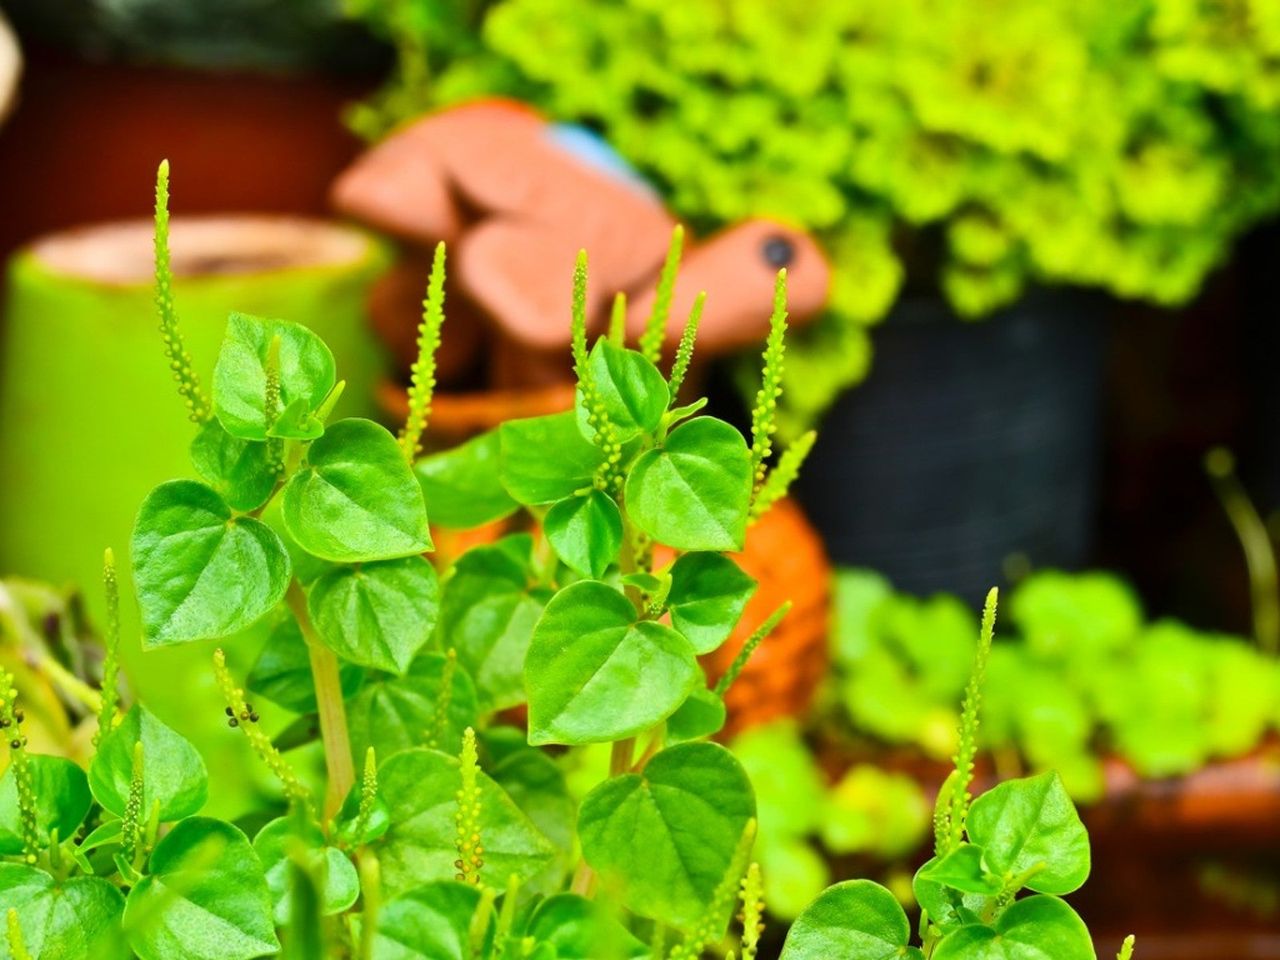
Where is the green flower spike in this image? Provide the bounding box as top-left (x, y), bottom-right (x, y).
top-left (454, 727), bottom-right (483, 885)
top-left (212, 649), bottom-right (311, 809)
top-left (399, 241), bottom-right (447, 463)
top-left (749, 271), bottom-right (788, 493)
top-left (0, 670), bottom-right (38, 864)
top-left (153, 160), bottom-right (210, 424)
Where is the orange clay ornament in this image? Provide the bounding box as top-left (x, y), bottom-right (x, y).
top-left (332, 99), bottom-right (831, 388)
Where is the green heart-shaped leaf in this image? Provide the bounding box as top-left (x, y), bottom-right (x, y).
top-left (0, 755), bottom-right (91, 855)
top-left (624, 417), bottom-right (752, 551)
top-left (484, 728), bottom-right (576, 894)
top-left (88, 704), bottom-right (208, 822)
top-left (916, 843), bottom-right (1003, 896)
top-left (966, 771), bottom-right (1090, 895)
top-left (347, 652), bottom-right (479, 761)
top-left (307, 556), bottom-right (439, 673)
top-left (932, 895), bottom-right (1094, 960)
top-left (525, 581), bottom-right (698, 745)
top-left (667, 553), bottom-right (758, 654)
top-left (124, 817), bottom-right (278, 960)
top-left (282, 419), bottom-right (431, 562)
top-left (665, 686), bottom-right (727, 744)
top-left (581, 341), bottom-right (669, 440)
top-left (780, 879), bottom-right (922, 960)
top-left (189, 420), bottom-right (277, 512)
top-left (499, 412), bottom-right (603, 505)
top-left (544, 490), bottom-right (624, 579)
top-left (253, 817), bottom-right (359, 924)
top-left (246, 615), bottom-right (364, 713)
top-left (577, 742), bottom-right (755, 931)
top-left (374, 748), bottom-right (555, 898)
top-left (527, 893), bottom-right (648, 960)
top-left (372, 881), bottom-right (493, 959)
top-left (213, 313), bottom-right (335, 441)
top-left (0, 864), bottom-right (127, 959)
top-left (132, 480), bottom-right (291, 646)
top-left (439, 536), bottom-right (545, 712)
top-left (416, 429), bottom-right (519, 529)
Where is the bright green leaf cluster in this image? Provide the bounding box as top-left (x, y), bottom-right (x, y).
top-left (353, 0), bottom-right (1280, 430)
top-left (0, 160), bottom-right (1131, 960)
top-left (829, 568), bottom-right (1280, 801)
top-left (780, 591), bottom-right (1130, 960)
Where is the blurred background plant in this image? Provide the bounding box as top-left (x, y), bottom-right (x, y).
top-left (347, 0), bottom-right (1280, 433)
top-left (824, 567), bottom-right (1280, 801)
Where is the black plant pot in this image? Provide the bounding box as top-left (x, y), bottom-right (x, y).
top-left (794, 291), bottom-right (1107, 603)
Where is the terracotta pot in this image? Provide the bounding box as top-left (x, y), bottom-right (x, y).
top-left (676, 498), bottom-right (831, 735)
top-left (378, 377), bottom-right (576, 453)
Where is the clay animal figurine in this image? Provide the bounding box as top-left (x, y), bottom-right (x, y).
top-left (331, 98), bottom-right (830, 389)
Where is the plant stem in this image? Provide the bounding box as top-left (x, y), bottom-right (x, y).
top-left (610, 738), bottom-right (635, 777)
top-left (30, 650), bottom-right (102, 715)
top-left (570, 862), bottom-right (596, 897)
top-left (1206, 448), bottom-right (1280, 654)
top-left (287, 581), bottom-right (354, 819)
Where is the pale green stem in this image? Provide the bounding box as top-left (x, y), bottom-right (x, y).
top-left (287, 582), bottom-right (354, 819)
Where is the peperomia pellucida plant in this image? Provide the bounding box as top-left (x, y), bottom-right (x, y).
top-left (0, 160), bottom-right (1129, 960)
top-left (779, 591), bottom-right (1135, 959)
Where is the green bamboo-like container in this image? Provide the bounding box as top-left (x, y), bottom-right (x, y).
top-left (0, 216), bottom-right (388, 812)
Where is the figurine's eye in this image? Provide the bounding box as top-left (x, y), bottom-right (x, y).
top-left (762, 235), bottom-right (795, 268)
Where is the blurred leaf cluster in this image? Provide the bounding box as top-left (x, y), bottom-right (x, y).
top-left (728, 720), bottom-right (927, 921)
top-left (348, 0), bottom-right (1280, 427)
top-left (829, 568), bottom-right (1280, 801)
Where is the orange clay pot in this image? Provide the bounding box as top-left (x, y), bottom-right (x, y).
top-left (654, 498), bottom-right (831, 735)
top-left (380, 380), bottom-right (831, 730)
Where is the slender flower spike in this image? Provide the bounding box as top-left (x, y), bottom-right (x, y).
top-left (354, 747), bottom-right (379, 844)
top-left (570, 251), bottom-right (624, 493)
top-left (212, 649), bottom-right (311, 809)
top-left (120, 741), bottom-right (146, 865)
top-left (640, 226), bottom-right (684, 363)
top-left (399, 241), bottom-right (447, 463)
top-left (749, 430), bottom-right (816, 524)
top-left (427, 649), bottom-right (458, 750)
top-left (0, 670), bottom-right (37, 864)
top-left (263, 334), bottom-right (285, 475)
top-left (95, 548), bottom-right (122, 747)
top-left (454, 727), bottom-right (483, 884)
top-left (739, 862), bottom-right (765, 960)
top-left (946, 587), bottom-right (998, 852)
top-left (608, 291), bottom-right (628, 346)
top-left (6, 909), bottom-right (32, 960)
top-left (1117, 935), bottom-right (1136, 960)
top-left (153, 160), bottom-right (210, 424)
top-left (714, 604), bottom-right (790, 699)
top-left (666, 291), bottom-right (705, 399)
top-left (749, 270), bottom-right (788, 492)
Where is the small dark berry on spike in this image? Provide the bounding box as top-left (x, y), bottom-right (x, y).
top-left (225, 707), bottom-right (234, 717)
top-left (228, 718), bottom-right (239, 727)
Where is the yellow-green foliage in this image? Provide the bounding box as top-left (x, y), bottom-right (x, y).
top-left (353, 0), bottom-right (1280, 426)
